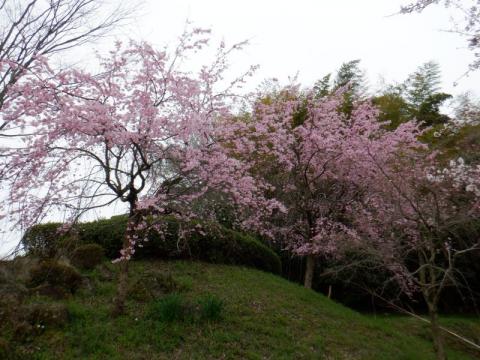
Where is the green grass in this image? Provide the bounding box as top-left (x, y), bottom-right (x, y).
top-left (7, 260), bottom-right (480, 359)
top-left (148, 293), bottom-right (190, 323)
top-left (198, 294), bottom-right (225, 321)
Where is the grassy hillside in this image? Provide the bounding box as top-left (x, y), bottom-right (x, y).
top-left (3, 260), bottom-right (480, 359)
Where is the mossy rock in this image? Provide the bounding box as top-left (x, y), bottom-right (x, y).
top-left (70, 244), bottom-right (105, 270)
top-left (28, 260), bottom-right (83, 295)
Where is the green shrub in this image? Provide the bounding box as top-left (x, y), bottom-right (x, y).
top-left (77, 216), bottom-right (128, 259)
top-left (22, 218), bottom-right (125, 260)
top-left (23, 215), bottom-right (282, 274)
top-left (70, 244), bottom-right (105, 270)
top-left (197, 294), bottom-right (224, 321)
top-left (21, 223), bottom-right (66, 258)
top-left (148, 293), bottom-right (190, 322)
top-left (141, 218), bottom-right (281, 274)
top-left (28, 260), bottom-right (83, 294)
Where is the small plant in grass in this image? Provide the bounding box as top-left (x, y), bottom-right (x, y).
top-left (148, 294), bottom-right (190, 323)
top-left (198, 294), bottom-right (224, 321)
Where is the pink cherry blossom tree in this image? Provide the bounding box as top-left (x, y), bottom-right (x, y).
top-left (0, 27), bottom-right (281, 314)
top-left (224, 86), bottom-right (422, 289)
top-left (0, 0), bottom-right (133, 134)
top-left (356, 152), bottom-right (480, 360)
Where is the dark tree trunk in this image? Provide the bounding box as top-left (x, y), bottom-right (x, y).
top-left (304, 255), bottom-right (315, 289)
top-left (112, 200), bottom-right (138, 316)
top-left (112, 258), bottom-right (129, 316)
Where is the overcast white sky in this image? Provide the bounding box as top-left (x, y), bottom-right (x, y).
top-left (130, 0), bottom-right (479, 94)
top-left (1, 0), bottom-right (479, 256)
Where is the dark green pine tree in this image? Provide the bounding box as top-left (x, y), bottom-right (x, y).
top-left (313, 73), bottom-right (331, 99)
top-left (404, 61), bottom-right (452, 127)
top-left (333, 59), bottom-right (367, 117)
top-left (373, 61), bottom-right (452, 130)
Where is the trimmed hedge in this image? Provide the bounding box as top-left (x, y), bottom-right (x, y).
top-left (21, 223), bottom-right (67, 258)
top-left (76, 215), bottom-right (127, 259)
top-left (23, 216), bottom-right (281, 274)
top-left (139, 217), bottom-right (281, 274)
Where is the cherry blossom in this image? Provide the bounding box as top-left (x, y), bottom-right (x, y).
top-left (0, 27), bottom-right (280, 314)
top-left (224, 86), bottom-right (423, 288)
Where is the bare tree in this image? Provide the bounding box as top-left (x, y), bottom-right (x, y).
top-left (400, 1), bottom-right (480, 75)
top-left (0, 0), bottom-right (132, 133)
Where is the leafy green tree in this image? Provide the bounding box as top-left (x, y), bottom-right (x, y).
top-left (426, 94), bottom-right (480, 164)
top-left (404, 61), bottom-right (441, 106)
top-left (404, 61), bottom-right (452, 126)
top-left (333, 59), bottom-right (367, 116)
top-left (333, 59), bottom-right (366, 97)
top-left (373, 85), bottom-right (411, 130)
top-left (373, 62), bottom-right (451, 130)
top-left (313, 74), bottom-right (331, 99)
top-left (416, 93), bottom-right (452, 126)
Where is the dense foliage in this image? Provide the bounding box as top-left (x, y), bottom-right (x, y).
top-left (1, 8), bottom-right (479, 356)
top-left (23, 216), bottom-right (281, 274)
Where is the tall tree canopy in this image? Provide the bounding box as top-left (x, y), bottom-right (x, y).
top-left (0, 28), bottom-right (281, 313)
top-left (0, 0), bottom-right (131, 134)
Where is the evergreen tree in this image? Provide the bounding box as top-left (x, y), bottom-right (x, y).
top-left (333, 59), bottom-right (367, 98)
top-left (404, 61), bottom-right (452, 126)
top-left (333, 59), bottom-right (367, 116)
top-left (404, 61), bottom-right (442, 107)
top-left (374, 61), bottom-right (452, 129)
top-left (373, 85), bottom-right (411, 130)
top-left (313, 74), bottom-right (331, 98)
